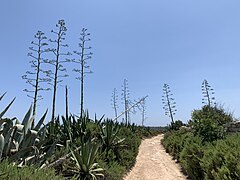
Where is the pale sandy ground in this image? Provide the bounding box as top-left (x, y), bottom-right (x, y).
top-left (123, 134), bottom-right (187, 180)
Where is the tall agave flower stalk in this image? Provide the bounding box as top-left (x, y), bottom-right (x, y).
top-left (162, 84), bottom-right (177, 126)
top-left (202, 79), bottom-right (216, 107)
top-left (72, 28), bottom-right (93, 118)
top-left (45, 19), bottom-right (71, 122)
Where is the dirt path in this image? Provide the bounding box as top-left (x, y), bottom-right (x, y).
top-left (123, 134), bottom-right (187, 180)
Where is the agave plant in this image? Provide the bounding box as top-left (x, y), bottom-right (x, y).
top-left (47, 113), bottom-right (91, 148)
top-left (0, 93), bottom-right (15, 159)
top-left (43, 113), bottom-right (104, 173)
top-left (59, 112), bottom-right (103, 146)
top-left (100, 119), bottom-right (125, 158)
top-left (0, 94), bottom-right (58, 166)
top-left (5, 107), bottom-right (55, 166)
top-left (69, 140), bottom-right (104, 180)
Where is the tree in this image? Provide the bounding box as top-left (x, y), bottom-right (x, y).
top-left (22, 31), bottom-right (50, 127)
top-left (45, 20), bottom-right (71, 121)
top-left (162, 84), bottom-right (177, 127)
top-left (72, 28), bottom-right (93, 118)
top-left (201, 79), bottom-right (215, 107)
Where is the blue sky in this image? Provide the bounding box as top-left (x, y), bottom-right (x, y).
top-left (1, 0), bottom-right (240, 126)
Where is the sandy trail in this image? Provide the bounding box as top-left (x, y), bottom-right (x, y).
top-left (123, 134), bottom-right (187, 180)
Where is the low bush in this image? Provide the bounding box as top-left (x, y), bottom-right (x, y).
top-left (163, 129), bottom-right (240, 180)
top-left (98, 160), bottom-right (126, 180)
top-left (117, 126), bottom-right (141, 167)
top-left (200, 133), bottom-right (240, 179)
top-left (179, 135), bottom-right (205, 179)
top-left (170, 120), bottom-right (185, 130)
top-left (0, 160), bottom-right (63, 180)
top-left (162, 128), bottom-right (192, 161)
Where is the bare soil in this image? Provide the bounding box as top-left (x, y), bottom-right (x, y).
top-left (123, 134), bottom-right (187, 180)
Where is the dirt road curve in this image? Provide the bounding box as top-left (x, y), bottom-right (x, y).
top-left (123, 134), bottom-right (187, 180)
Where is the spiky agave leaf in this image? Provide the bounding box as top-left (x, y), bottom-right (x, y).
top-left (21, 105), bottom-right (33, 133)
top-left (3, 126), bottom-right (17, 156)
top-left (0, 98), bottom-right (15, 119)
top-left (34, 109), bottom-right (48, 131)
top-left (0, 92), bottom-right (7, 101)
top-left (0, 134), bottom-right (4, 159)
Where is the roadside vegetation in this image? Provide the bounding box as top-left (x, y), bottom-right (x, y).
top-left (162, 80), bottom-right (240, 180)
top-left (0, 94), bottom-right (159, 179)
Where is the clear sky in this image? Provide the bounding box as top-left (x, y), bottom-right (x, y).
top-left (1, 0), bottom-right (240, 126)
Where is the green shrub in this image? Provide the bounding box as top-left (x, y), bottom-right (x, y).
top-left (162, 128), bottom-right (192, 161)
top-left (200, 133), bottom-right (240, 180)
top-left (98, 160), bottom-right (125, 180)
top-left (179, 135), bottom-right (205, 180)
top-left (171, 120), bottom-right (185, 130)
top-left (164, 131), bottom-right (240, 180)
top-left (117, 127), bottom-right (141, 168)
top-left (0, 160), bottom-right (62, 179)
top-left (190, 105), bottom-right (233, 142)
top-left (86, 121), bottom-right (101, 139)
top-left (135, 127), bottom-right (151, 137)
top-left (163, 129), bottom-right (205, 179)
